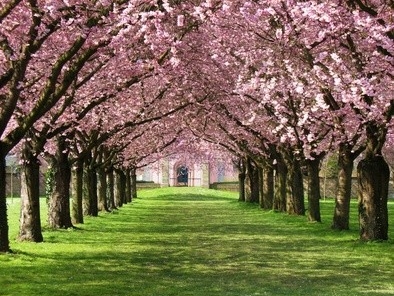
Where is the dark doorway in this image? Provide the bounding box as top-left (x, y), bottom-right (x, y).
top-left (176, 166), bottom-right (189, 186)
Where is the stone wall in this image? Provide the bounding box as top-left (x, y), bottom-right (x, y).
top-left (136, 181), bottom-right (161, 189)
top-left (211, 178), bottom-right (394, 199)
top-left (6, 172), bottom-right (162, 196)
top-left (7, 171), bottom-right (394, 198)
top-left (210, 182), bottom-right (239, 192)
top-left (319, 177), bottom-right (394, 199)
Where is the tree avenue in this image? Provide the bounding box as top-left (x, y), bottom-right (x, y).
top-left (0, 0), bottom-right (393, 252)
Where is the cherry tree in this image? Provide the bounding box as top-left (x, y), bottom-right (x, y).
top-left (0, 0), bottom-right (127, 252)
top-left (340, 1), bottom-right (393, 240)
top-left (1, 0), bottom-right (393, 252)
top-left (1, 0), bottom-right (220, 251)
top-left (191, 0), bottom-right (391, 232)
top-left (12, 0), bottom-right (162, 239)
top-left (204, 0), bottom-right (393, 238)
top-left (259, 0), bottom-right (393, 235)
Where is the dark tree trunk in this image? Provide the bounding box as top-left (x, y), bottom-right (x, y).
top-left (358, 155), bottom-right (389, 241)
top-left (306, 157), bottom-right (322, 222)
top-left (97, 166), bottom-right (110, 212)
top-left (119, 170), bottom-right (127, 205)
top-left (273, 156), bottom-right (287, 212)
top-left (71, 159), bottom-right (84, 224)
top-left (245, 158), bottom-right (259, 203)
top-left (258, 166), bottom-right (264, 209)
top-left (238, 158), bottom-right (246, 202)
top-left (238, 172), bottom-right (246, 202)
top-left (107, 166), bottom-right (116, 210)
top-left (332, 146), bottom-right (354, 230)
top-left (285, 154), bottom-right (305, 216)
top-left (357, 122), bottom-right (390, 241)
top-left (261, 164), bottom-right (274, 210)
top-left (251, 164), bottom-right (260, 203)
top-left (82, 155), bottom-right (98, 216)
top-left (48, 137), bottom-right (73, 229)
top-left (82, 160), bottom-right (90, 216)
top-left (18, 146), bottom-right (43, 242)
top-left (125, 169), bottom-right (132, 203)
top-left (0, 149), bottom-right (10, 252)
top-left (86, 165), bottom-right (98, 216)
top-left (130, 167), bottom-right (137, 200)
top-left (114, 169), bottom-right (125, 208)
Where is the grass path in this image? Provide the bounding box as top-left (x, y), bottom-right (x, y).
top-left (1, 187), bottom-right (394, 295)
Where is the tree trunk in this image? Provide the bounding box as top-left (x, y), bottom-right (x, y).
top-left (82, 156), bottom-right (98, 216)
top-left (238, 172), bottom-right (246, 202)
top-left (114, 169), bottom-right (125, 208)
top-left (82, 160), bottom-right (90, 216)
top-left (332, 147), bottom-right (354, 230)
top-left (245, 158), bottom-right (259, 203)
top-left (119, 169), bottom-right (127, 205)
top-left (258, 166), bottom-right (264, 209)
top-left (358, 155), bottom-right (389, 241)
top-left (86, 165), bottom-right (98, 216)
top-left (306, 157), bottom-right (322, 222)
top-left (251, 163), bottom-right (260, 203)
top-left (130, 167), bottom-right (137, 200)
top-left (48, 138), bottom-right (73, 229)
top-left (107, 166), bottom-right (116, 210)
top-left (357, 121), bottom-right (390, 241)
top-left (285, 154), bottom-right (305, 216)
top-left (245, 160), bottom-right (252, 202)
top-left (97, 166), bottom-right (110, 212)
top-left (0, 150), bottom-right (10, 252)
top-left (71, 159), bottom-right (84, 224)
top-left (273, 156), bottom-right (287, 212)
top-left (18, 147), bottom-right (43, 242)
top-left (261, 164), bottom-right (274, 210)
top-left (238, 158), bottom-right (246, 202)
top-left (125, 169), bottom-right (132, 203)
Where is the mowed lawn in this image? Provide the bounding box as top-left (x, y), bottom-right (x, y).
top-left (1, 187), bottom-right (394, 296)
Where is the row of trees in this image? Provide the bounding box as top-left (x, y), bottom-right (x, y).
top-left (1, 0), bottom-right (393, 252)
top-left (0, 0), bottom-right (216, 252)
top-left (177, 0), bottom-right (394, 240)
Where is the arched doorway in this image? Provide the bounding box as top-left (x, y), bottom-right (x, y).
top-left (176, 165), bottom-right (189, 186)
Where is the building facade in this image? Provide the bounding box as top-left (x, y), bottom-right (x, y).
top-left (136, 156), bottom-right (238, 187)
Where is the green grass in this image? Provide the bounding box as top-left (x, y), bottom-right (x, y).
top-left (1, 187), bottom-right (394, 296)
